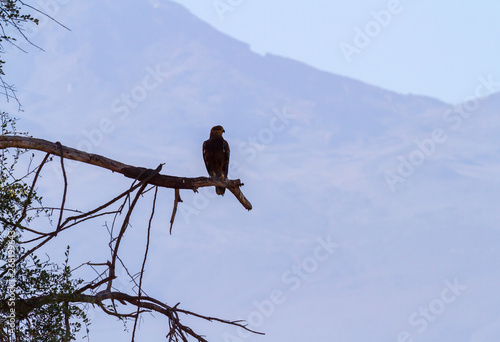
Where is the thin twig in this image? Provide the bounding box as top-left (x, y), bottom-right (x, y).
top-left (108, 165), bottom-right (162, 290)
top-left (55, 142), bottom-right (68, 233)
top-left (132, 186), bottom-right (158, 341)
top-left (19, 0), bottom-right (71, 31)
top-left (16, 152), bottom-right (50, 225)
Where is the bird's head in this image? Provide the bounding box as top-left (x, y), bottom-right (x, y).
top-left (210, 125), bottom-right (225, 137)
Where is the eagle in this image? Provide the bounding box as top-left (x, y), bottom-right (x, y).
top-left (203, 125), bottom-right (230, 195)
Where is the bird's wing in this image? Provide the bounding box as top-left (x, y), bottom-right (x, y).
top-left (222, 139), bottom-right (230, 178)
top-left (202, 140), bottom-right (210, 172)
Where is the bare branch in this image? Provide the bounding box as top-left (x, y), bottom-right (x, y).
top-left (108, 165), bottom-right (162, 291)
top-left (132, 186), bottom-right (158, 341)
top-left (0, 135), bottom-right (253, 210)
top-left (55, 142), bottom-right (68, 233)
top-left (0, 291), bottom-right (264, 340)
top-left (16, 152), bottom-right (50, 225)
top-left (19, 0), bottom-right (71, 31)
top-left (170, 188), bottom-right (182, 234)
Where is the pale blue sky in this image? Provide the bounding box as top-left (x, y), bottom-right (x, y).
top-left (168, 0), bottom-right (500, 104)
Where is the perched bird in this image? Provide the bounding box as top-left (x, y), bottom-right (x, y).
top-left (203, 125), bottom-right (230, 195)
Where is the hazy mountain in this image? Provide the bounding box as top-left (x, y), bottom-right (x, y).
top-left (8, 1), bottom-right (500, 341)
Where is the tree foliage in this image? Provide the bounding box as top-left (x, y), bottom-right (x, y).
top-left (1, 113), bottom-right (89, 341)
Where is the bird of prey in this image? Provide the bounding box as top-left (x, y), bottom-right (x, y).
top-left (203, 125), bottom-right (230, 195)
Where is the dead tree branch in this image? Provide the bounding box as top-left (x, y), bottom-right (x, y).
top-left (132, 186), bottom-right (158, 341)
top-left (0, 291), bottom-right (264, 340)
top-left (170, 188), bottom-right (182, 234)
top-left (0, 135), bottom-right (252, 210)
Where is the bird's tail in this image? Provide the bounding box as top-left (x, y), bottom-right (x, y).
top-left (216, 186), bottom-right (225, 196)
